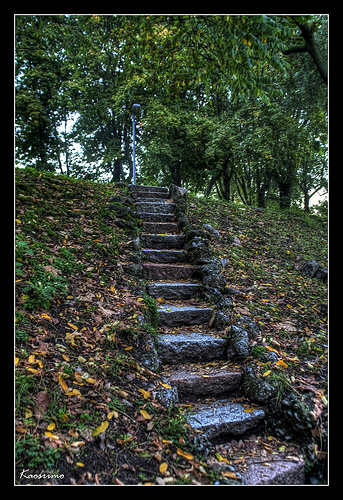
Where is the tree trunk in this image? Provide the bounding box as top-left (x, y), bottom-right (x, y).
top-left (279, 182), bottom-right (292, 209)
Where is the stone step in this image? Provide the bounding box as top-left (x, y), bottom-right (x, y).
top-left (141, 234), bottom-right (184, 249)
top-left (142, 222), bottom-right (179, 234)
top-left (187, 400), bottom-right (265, 439)
top-left (148, 282), bottom-right (200, 299)
top-left (131, 191), bottom-right (169, 200)
top-left (137, 202), bottom-right (175, 214)
top-left (243, 458), bottom-right (305, 485)
top-left (136, 197), bottom-right (171, 203)
top-left (128, 185), bottom-right (169, 193)
top-left (143, 263), bottom-right (195, 280)
top-left (142, 249), bottom-right (187, 264)
top-left (168, 366), bottom-right (242, 397)
top-left (139, 212), bottom-right (175, 223)
top-left (158, 304), bottom-right (213, 326)
top-left (157, 332), bottom-right (227, 364)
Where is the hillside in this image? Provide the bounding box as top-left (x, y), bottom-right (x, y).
top-left (15, 169), bottom-right (327, 485)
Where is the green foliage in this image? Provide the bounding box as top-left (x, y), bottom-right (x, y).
top-left (15, 15), bottom-right (327, 211)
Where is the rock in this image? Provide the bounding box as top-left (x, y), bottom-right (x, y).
top-left (300, 260), bottom-right (327, 283)
top-left (202, 223), bottom-right (221, 240)
top-left (232, 235), bottom-right (242, 246)
top-left (156, 377), bottom-right (179, 408)
top-left (186, 238), bottom-right (214, 265)
top-left (214, 310), bottom-right (233, 329)
top-left (135, 333), bottom-right (160, 372)
top-left (242, 367), bottom-right (276, 403)
top-left (226, 325), bottom-right (251, 360)
top-left (234, 315), bottom-right (260, 341)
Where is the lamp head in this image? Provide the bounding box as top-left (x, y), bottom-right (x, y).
top-left (131, 103), bottom-right (141, 114)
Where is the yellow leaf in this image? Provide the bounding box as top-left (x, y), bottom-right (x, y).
top-left (86, 377), bottom-right (96, 384)
top-left (166, 308), bottom-right (172, 311)
top-left (177, 448), bottom-right (193, 460)
top-left (92, 420), bottom-right (109, 436)
top-left (160, 382), bottom-right (172, 389)
top-left (279, 445), bottom-right (286, 452)
top-left (47, 423), bottom-right (55, 431)
top-left (65, 389), bottom-right (81, 397)
top-left (107, 411), bottom-right (114, 420)
top-left (263, 370), bottom-right (271, 377)
top-left (25, 408), bottom-right (33, 419)
top-left (67, 323), bottom-right (78, 330)
top-left (226, 15), bottom-right (230, 21)
top-left (76, 462), bottom-right (84, 467)
top-left (242, 38), bottom-right (247, 44)
top-left (157, 297), bottom-right (164, 303)
top-left (41, 313), bottom-right (51, 320)
top-left (159, 462), bottom-right (168, 474)
top-left (45, 431), bottom-right (59, 439)
top-left (243, 408), bottom-right (255, 413)
top-left (215, 453), bottom-right (231, 465)
top-left (132, 314), bottom-right (138, 319)
top-left (15, 357), bottom-right (19, 365)
top-left (70, 441), bottom-right (85, 448)
top-left (62, 354), bottom-right (69, 362)
top-left (28, 355), bottom-right (35, 364)
top-left (136, 297), bottom-right (144, 302)
top-left (138, 388), bottom-right (151, 399)
top-left (222, 471), bottom-right (238, 479)
top-left (275, 360), bottom-right (288, 368)
top-left (15, 219), bottom-right (21, 224)
top-left (59, 377), bottom-right (69, 392)
top-left (266, 346), bottom-right (278, 354)
top-left (125, 346), bottom-right (133, 350)
top-left (140, 409), bottom-right (151, 420)
top-left (110, 286), bottom-right (116, 292)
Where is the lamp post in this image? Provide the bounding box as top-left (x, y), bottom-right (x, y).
top-left (131, 103), bottom-right (141, 185)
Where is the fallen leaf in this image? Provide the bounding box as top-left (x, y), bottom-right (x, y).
top-left (177, 448), bottom-right (193, 460)
top-left (62, 354), bottom-right (69, 362)
top-left (65, 388), bottom-right (81, 397)
top-left (139, 409), bottom-right (151, 420)
top-left (159, 462), bottom-right (168, 474)
top-left (45, 431), bottom-right (60, 439)
top-left (160, 382), bottom-right (172, 389)
top-left (67, 323), bottom-right (78, 330)
top-left (25, 408), bottom-right (33, 419)
top-left (275, 360), bottom-right (288, 368)
top-left (76, 462), bottom-right (84, 467)
top-left (263, 370), bottom-right (271, 377)
top-left (47, 423), bottom-right (56, 431)
top-left (58, 377), bottom-right (69, 392)
top-left (92, 420), bottom-right (109, 437)
top-left (138, 388), bottom-right (150, 399)
top-left (243, 408), bottom-right (255, 413)
top-left (41, 313), bottom-right (51, 320)
top-left (124, 346), bottom-right (133, 350)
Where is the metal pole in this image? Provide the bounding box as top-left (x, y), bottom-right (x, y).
top-left (131, 103), bottom-right (140, 186)
top-left (132, 111), bottom-right (136, 185)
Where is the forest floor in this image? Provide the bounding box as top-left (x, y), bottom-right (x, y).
top-left (15, 169), bottom-right (328, 485)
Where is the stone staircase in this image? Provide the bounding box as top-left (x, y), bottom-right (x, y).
top-left (127, 184), bottom-right (305, 484)
top-left (129, 185), bottom-right (265, 437)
